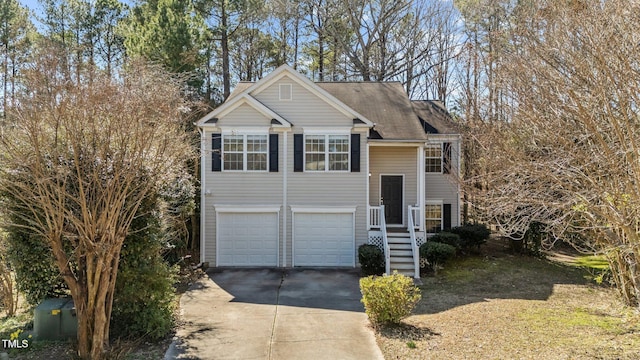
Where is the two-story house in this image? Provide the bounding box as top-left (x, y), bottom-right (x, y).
top-left (196, 65), bottom-right (461, 278)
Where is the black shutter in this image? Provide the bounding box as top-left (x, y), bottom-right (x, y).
top-left (294, 134), bottom-right (303, 172)
top-left (443, 142), bottom-right (452, 174)
top-left (269, 134), bottom-right (278, 172)
top-left (443, 204), bottom-right (452, 230)
top-left (350, 133), bottom-right (360, 172)
top-left (212, 134), bottom-right (222, 172)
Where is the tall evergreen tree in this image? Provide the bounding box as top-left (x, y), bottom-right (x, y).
top-left (123, 0), bottom-right (207, 90)
top-left (0, 0), bottom-right (32, 123)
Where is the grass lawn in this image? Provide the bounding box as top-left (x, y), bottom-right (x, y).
top-left (375, 238), bottom-right (640, 359)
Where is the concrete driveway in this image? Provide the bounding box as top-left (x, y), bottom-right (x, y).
top-left (167, 269), bottom-right (384, 360)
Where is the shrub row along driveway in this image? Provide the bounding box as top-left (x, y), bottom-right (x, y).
top-left (169, 269), bottom-right (383, 360)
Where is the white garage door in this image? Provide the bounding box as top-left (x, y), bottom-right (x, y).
top-left (218, 212), bottom-right (278, 266)
top-left (294, 213), bottom-right (354, 267)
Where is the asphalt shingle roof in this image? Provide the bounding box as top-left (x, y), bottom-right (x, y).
top-left (225, 80), bottom-right (456, 140)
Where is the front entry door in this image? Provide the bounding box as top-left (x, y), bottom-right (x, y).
top-left (381, 175), bottom-right (403, 225)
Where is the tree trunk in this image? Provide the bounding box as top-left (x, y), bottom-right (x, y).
top-left (318, 34), bottom-right (324, 81)
top-left (51, 236), bottom-right (124, 359)
top-left (221, 0), bottom-right (230, 100)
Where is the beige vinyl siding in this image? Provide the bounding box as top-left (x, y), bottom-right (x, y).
top-left (284, 129), bottom-right (368, 266)
top-left (425, 175), bottom-right (459, 227)
top-left (368, 146), bottom-right (419, 225)
top-left (201, 130), bottom-right (285, 265)
top-left (217, 103), bottom-right (271, 127)
top-left (253, 75), bottom-right (353, 127)
top-left (425, 139), bottom-right (461, 227)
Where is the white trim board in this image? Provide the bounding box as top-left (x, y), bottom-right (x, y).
top-left (214, 205), bottom-right (282, 213)
top-left (289, 206), bottom-right (357, 213)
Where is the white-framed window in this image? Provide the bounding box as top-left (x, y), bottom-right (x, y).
top-left (305, 134), bottom-right (349, 172)
top-left (425, 203), bottom-right (443, 233)
top-left (223, 134), bottom-right (268, 171)
top-left (425, 144), bottom-right (442, 173)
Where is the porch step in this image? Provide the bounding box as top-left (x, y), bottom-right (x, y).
top-left (387, 227), bottom-right (409, 233)
top-left (390, 256), bottom-right (414, 264)
top-left (384, 229), bottom-right (419, 278)
top-left (390, 262), bottom-right (415, 270)
top-left (387, 235), bottom-right (411, 243)
top-left (390, 249), bottom-right (413, 257)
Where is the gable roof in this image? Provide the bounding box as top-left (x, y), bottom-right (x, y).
top-left (244, 65), bottom-right (374, 127)
top-left (317, 82), bottom-right (428, 141)
top-left (197, 66), bottom-right (458, 140)
top-left (197, 93), bottom-right (291, 128)
top-left (411, 100), bottom-right (458, 135)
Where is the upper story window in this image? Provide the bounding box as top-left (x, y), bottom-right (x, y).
top-left (425, 142), bottom-right (452, 174)
top-left (223, 134), bottom-right (268, 171)
top-left (425, 145), bottom-right (442, 173)
top-left (305, 134), bottom-right (349, 172)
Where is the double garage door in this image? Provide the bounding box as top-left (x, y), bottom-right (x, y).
top-left (217, 210), bottom-right (354, 267)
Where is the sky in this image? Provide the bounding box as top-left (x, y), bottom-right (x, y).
top-left (19, 0), bottom-right (40, 11)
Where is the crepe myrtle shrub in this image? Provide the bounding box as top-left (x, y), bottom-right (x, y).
top-left (358, 244), bottom-right (385, 276)
top-left (1, 178), bottom-right (191, 340)
top-left (419, 242), bottom-right (456, 271)
top-left (449, 224), bottom-right (491, 250)
top-left (429, 232), bottom-right (462, 251)
top-left (359, 272), bottom-right (421, 326)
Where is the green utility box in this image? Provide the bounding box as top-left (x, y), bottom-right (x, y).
top-left (34, 298), bottom-right (77, 340)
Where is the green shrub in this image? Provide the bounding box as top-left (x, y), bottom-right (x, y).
top-left (6, 230), bottom-right (68, 305)
top-left (419, 242), bottom-right (456, 269)
top-left (522, 221), bottom-right (545, 256)
top-left (429, 232), bottom-right (461, 250)
top-left (4, 194), bottom-right (182, 341)
top-left (358, 244), bottom-right (385, 276)
top-left (359, 272), bottom-right (421, 326)
top-left (449, 223), bottom-right (491, 249)
top-left (109, 195), bottom-right (177, 340)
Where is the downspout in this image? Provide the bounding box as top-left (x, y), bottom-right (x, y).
top-left (418, 145), bottom-right (425, 232)
top-left (366, 142), bottom-right (370, 231)
top-left (197, 126), bottom-right (206, 265)
top-left (282, 131), bottom-right (288, 267)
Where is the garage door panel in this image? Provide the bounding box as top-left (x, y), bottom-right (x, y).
top-left (294, 213), bottom-right (354, 267)
top-left (218, 212), bottom-right (278, 266)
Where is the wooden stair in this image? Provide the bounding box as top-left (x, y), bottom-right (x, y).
top-left (386, 229), bottom-right (417, 277)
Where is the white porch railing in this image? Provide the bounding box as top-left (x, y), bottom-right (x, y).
top-left (407, 205), bottom-right (420, 279)
top-left (409, 205), bottom-right (422, 232)
top-left (368, 205), bottom-right (381, 229)
top-left (379, 205), bottom-right (391, 275)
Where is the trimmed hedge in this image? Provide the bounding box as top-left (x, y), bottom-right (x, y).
top-left (449, 223), bottom-right (491, 249)
top-left (359, 272), bottom-right (421, 326)
top-left (358, 244), bottom-right (385, 276)
top-left (420, 241), bottom-right (456, 268)
top-left (429, 232), bottom-right (461, 250)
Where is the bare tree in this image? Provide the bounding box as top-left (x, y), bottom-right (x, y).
top-left (466, 0), bottom-right (640, 307)
top-left (0, 232), bottom-right (17, 317)
top-left (0, 46), bottom-right (195, 358)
